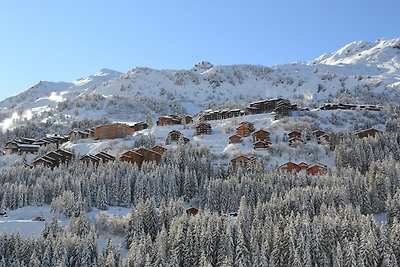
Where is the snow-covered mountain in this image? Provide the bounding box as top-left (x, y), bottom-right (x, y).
top-left (1, 37), bottom-right (400, 130)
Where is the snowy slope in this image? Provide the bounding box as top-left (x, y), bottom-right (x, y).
top-left (1, 37), bottom-right (400, 131)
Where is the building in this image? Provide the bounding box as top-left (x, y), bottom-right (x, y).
top-left (280, 161), bottom-right (302, 173)
top-left (253, 141), bottom-right (271, 149)
top-left (312, 130), bottom-right (325, 138)
top-left (181, 115), bottom-right (193, 124)
top-left (306, 163), bottom-right (328, 176)
top-left (167, 130), bottom-right (183, 142)
top-left (318, 134), bottom-right (331, 144)
top-left (186, 207), bottom-right (199, 216)
top-left (93, 124), bottom-right (134, 139)
top-left (129, 121), bottom-right (148, 131)
top-left (287, 130), bottom-right (302, 139)
top-left (228, 134), bottom-right (242, 144)
top-left (151, 145), bottom-right (167, 155)
top-left (236, 122), bottom-right (255, 137)
top-left (252, 129), bottom-right (270, 143)
top-left (80, 154), bottom-right (101, 165)
top-left (195, 122), bottom-right (212, 135)
top-left (94, 151), bottom-right (115, 162)
top-left (289, 136), bottom-right (303, 147)
top-left (156, 116), bottom-right (181, 126)
top-left (120, 150), bottom-right (144, 167)
top-left (135, 148), bottom-right (162, 164)
top-left (354, 128), bottom-right (382, 139)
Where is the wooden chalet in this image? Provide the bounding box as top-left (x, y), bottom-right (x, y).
top-left (94, 151), bottom-right (115, 162)
top-left (6, 142), bottom-right (40, 154)
top-left (93, 124), bottom-right (134, 139)
top-left (181, 115), bottom-right (193, 124)
top-left (228, 134), bottom-right (242, 144)
top-left (306, 163), bottom-right (328, 176)
top-left (298, 162), bottom-right (309, 170)
top-left (273, 104), bottom-right (292, 118)
top-left (32, 156), bottom-right (57, 168)
top-left (252, 129), bottom-right (270, 143)
top-left (354, 128), bottom-right (382, 139)
top-left (151, 145), bottom-right (167, 155)
top-left (279, 161), bottom-right (301, 173)
top-left (80, 154), bottom-right (101, 165)
top-left (156, 116), bottom-right (181, 126)
top-left (129, 121), bottom-right (148, 131)
top-left (318, 134), bottom-right (331, 144)
top-left (312, 130), bottom-right (325, 138)
top-left (253, 140), bottom-right (271, 149)
top-left (167, 130), bottom-right (183, 142)
top-left (135, 148), bottom-right (162, 164)
top-left (199, 109), bottom-right (244, 121)
top-left (287, 130), bottom-right (302, 139)
top-left (186, 207), bottom-right (199, 216)
top-left (120, 150), bottom-right (144, 167)
top-left (236, 122), bottom-right (255, 137)
top-left (289, 136), bottom-right (303, 147)
top-left (246, 98), bottom-right (294, 115)
top-left (229, 155), bottom-right (259, 168)
top-left (195, 122), bottom-right (212, 135)
top-left (68, 129), bottom-right (91, 139)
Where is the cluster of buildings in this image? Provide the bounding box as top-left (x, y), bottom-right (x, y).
top-left (31, 149), bottom-right (74, 168)
top-left (199, 98), bottom-right (297, 122)
top-left (279, 161), bottom-right (328, 176)
top-left (319, 103), bottom-right (383, 111)
top-left (5, 134), bottom-right (69, 154)
top-left (156, 115), bottom-right (193, 126)
top-left (229, 122), bottom-right (272, 149)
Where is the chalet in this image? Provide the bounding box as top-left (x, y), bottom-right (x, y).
top-left (236, 122), bottom-right (255, 137)
top-left (167, 130), bottom-right (183, 142)
top-left (280, 161), bottom-right (301, 173)
top-left (306, 163), bottom-right (328, 176)
top-left (130, 121), bottom-right (148, 131)
top-left (68, 129), bottom-right (91, 139)
top-left (199, 109), bottom-right (244, 121)
top-left (287, 130), bottom-right (302, 139)
top-left (156, 116), bottom-right (181, 126)
top-left (181, 115), bottom-right (193, 124)
top-left (120, 150), bottom-right (144, 167)
top-left (228, 134), bottom-right (242, 144)
top-left (289, 136), bottom-right (303, 147)
top-left (94, 151), bottom-right (115, 162)
top-left (15, 144), bottom-right (40, 154)
top-left (312, 130), bottom-right (325, 138)
top-left (135, 148), bottom-right (162, 164)
top-left (230, 155), bottom-right (251, 167)
top-left (195, 122), bottom-right (212, 135)
top-left (151, 145), bottom-right (167, 155)
top-left (253, 141), bottom-right (271, 149)
top-left (252, 129), bottom-right (270, 143)
top-left (246, 98), bottom-right (293, 114)
top-left (80, 154), bottom-right (101, 165)
top-left (354, 128), bottom-right (382, 139)
top-left (186, 207), bottom-right (199, 216)
top-left (54, 149), bottom-right (74, 161)
top-left (32, 156), bottom-right (58, 168)
top-left (93, 124), bottom-right (134, 139)
top-left (274, 104), bottom-right (292, 118)
top-left (318, 134), bottom-right (331, 143)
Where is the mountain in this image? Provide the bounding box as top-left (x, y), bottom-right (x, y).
top-left (1, 37), bottom-right (400, 130)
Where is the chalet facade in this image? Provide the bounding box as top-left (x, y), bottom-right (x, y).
top-left (167, 130), bottom-right (183, 142)
top-left (236, 122), bottom-right (255, 137)
top-left (252, 129), bottom-right (270, 143)
top-left (354, 128), bottom-right (382, 139)
top-left (306, 163), bottom-right (328, 176)
top-left (195, 122), bottom-right (212, 135)
top-left (246, 98), bottom-right (297, 115)
top-left (135, 148), bottom-right (162, 164)
top-left (228, 134), bottom-right (242, 144)
top-left (32, 149), bottom-right (73, 168)
top-left (129, 121), bottom-right (148, 131)
top-left (93, 124), bottom-right (134, 139)
top-left (280, 161), bottom-right (301, 173)
top-left (5, 134), bottom-right (68, 154)
top-left (181, 115), bottom-right (193, 124)
top-left (120, 147), bottom-right (163, 167)
top-left (287, 130), bottom-right (302, 140)
top-left (280, 161), bottom-right (328, 176)
top-left (312, 130), bottom-right (325, 138)
top-left (157, 116), bottom-right (181, 126)
top-left (253, 141), bottom-right (271, 149)
top-left (199, 109), bottom-right (244, 121)
top-left (80, 154), bottom-right (101, 165)
top-left (151, 145), bottom-right (167, 155)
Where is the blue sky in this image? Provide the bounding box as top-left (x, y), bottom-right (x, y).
top-left (0, 0), bottom-right (399, 101)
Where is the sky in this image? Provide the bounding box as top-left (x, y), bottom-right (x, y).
top-left (0, 0), bottom-right (399, 101)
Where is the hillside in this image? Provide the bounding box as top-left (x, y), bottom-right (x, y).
top-left (0, 37), bottom-right (399, 131)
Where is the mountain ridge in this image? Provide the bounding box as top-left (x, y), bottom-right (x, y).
top-left (1, 37), bottom-right (399, 130)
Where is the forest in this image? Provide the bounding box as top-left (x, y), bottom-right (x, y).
top-left (0, 119), bottom-right (400, 266)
